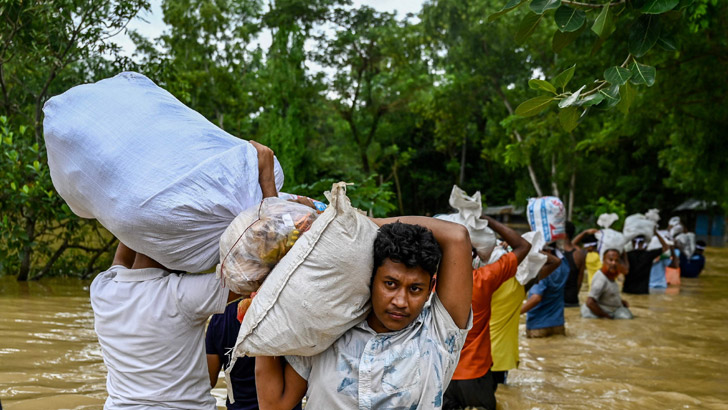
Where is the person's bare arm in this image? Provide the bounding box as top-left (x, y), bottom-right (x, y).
top-left (251, 140), bottom-right (277, 199)
top-left (480, 215), bottom-right (531, 264)
top-left (521, 293), bottom-right (542, 314)
top-left (207, 354), bottom-right (221, 388)
top-left (255, 357), bottom-right (308, 410)
top-left (112, 241), bottom-right (136, 268)
top-left (371, 216), bottom-right (472, 329)
top-left (586, 297), bottom-right (612, 319)
top-left (524, 251), bottom-right (561, 292)
top-left (621, 252), bottom-right (630, 275)
top-left (572, 228), bottom-right (598, 246)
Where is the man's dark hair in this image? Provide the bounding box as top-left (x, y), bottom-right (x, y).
top-left (372, 222), bottom-right (442, 280)
top-left (696, 240), bottom-right (707, 247)
top-left (582, 233), bottom-right (597, 245)
top-left (565, 221), bottom-right (576, 240)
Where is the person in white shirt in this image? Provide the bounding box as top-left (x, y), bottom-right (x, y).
top-left (91, 141), bottom-right (277, 409)
top-left (255, 216), bottom-right (474, 410)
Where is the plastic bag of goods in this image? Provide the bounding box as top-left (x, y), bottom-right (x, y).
top-left (435, 185), bottom-right (496, 261)
top-left (675, 232), bottom-right (697, 258)
top-left (515, 230), bottom-right (548, 286)
top-left (43, 72), bottom-right (284, 272)
top-left (595, 213), bottom-right (626, 260)
top-left (229, 182), bottom-right (377, 362)
top-left (217, 197), bottom-right (319, 296)
top-left (527, 197), bottom-right (566, 243)
top-left (622, 213), bottom-right (657, 244)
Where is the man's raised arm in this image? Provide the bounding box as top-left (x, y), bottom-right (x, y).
top-left (372, 216), bottom-right (472, 329)
top-left (480, 215), bottom-right (531, 264)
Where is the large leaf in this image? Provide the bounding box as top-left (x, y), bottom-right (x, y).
top-left (552, 23), bottom-right (585, 53)
top-left (515, 95), bottom-right (555, 117)
top-left (591, 4), bottom-right (614, 38)
top-left (576, 93), bottom-right (605, 107)
top-left (559, 106), bottom-right (580, 132)
top-left (529, 79), bottom-right (557, 94)
top-left (641, 0), bottom-right (679, 14)
top-left (629, 15), bottom-right (660, 57)
top-left (617, 82), bottom-right (636, 114)
top-left (597, 84), bottom-right (621, 109)
top-left (554, 6), bottom-right (586, 32)
top-left (552, 64), bottom-right (576, 91)
top-left (657, 36), bottom-right (677, 51)
top-left (604, 66), bottom-right (632, 85)
top-left (629, 61), bottom-right (656, 86)
top-left (515, 12), bottom-right (543, 45)
top-left (488, 0), bottom-right (527, 22)
top-left (530, 0), bottom-right (561, 14)
top-left (558, 85), bottom-right (586, 108)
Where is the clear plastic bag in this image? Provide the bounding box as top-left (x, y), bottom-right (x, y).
top-left (217, 197), bottom-right (318, 295)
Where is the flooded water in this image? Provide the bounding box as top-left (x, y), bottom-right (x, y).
top-left (1, 248), bottom-right (727, 409)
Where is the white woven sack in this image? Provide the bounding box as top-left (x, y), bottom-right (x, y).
top-left (43, 72), bottom-right (283, 272)
top-left (647, 230), bottom-right (673, 251)
top-left (516, 230), bottom-right (548, 285)
top-left (676, 232), bottom-right (696, 258)
top-left (231, 182), bottom-right (376, 359)
top-left (527, 197), bottom-right (566, 243)
top-left (596, 228), bottom-right (626, 260)
top-left (623, 213), bottom-right (657, 244)
top-left (436, 185), bottom-right (496, 261)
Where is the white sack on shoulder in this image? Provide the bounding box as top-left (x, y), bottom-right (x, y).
top-left (231, 182), bottom-right (375, 360)
top-left (436, 185), bottom-right (496, 261)
top-left (647, 230), bottom-right (673, 251)
top-left (516, 230), bottom-right (548, 286)
top-left (596, 228), bottom-right (626, 260)
top-left (676, 232), bottom-right (696, 258)
top-left (43, 72), bottom-right (284, 272)
top-left (623, 213), bottom-right (657, 243)
top-left (597, 213), bottom-right (619, 229)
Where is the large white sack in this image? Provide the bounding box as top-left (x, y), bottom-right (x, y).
top-left (597, 213), bottom-right (619, 229)
top-left (676, 232), bottom-right (697, 258)
top-left (668, 216), bottom-right (684, 238)
top-left (596, 228), bottom-right (626, 260)
top-left (436, 185), bottom-right (496, 261)
top-left (43, 72), bottom-right (283, 272)
top-left (647, 230), bottom-right (673, 251)
top-left (231, 182), bottom-right (376, 359)
top-left (623, 213), bottom-right (657, 244)
top-left (516, 230), bottom-right (548, 286)
top-left (527, 197), bottom-right (566, 243)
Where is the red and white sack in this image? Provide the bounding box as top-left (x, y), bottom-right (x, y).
top-left (43, 72), bottom-right (284, 272)
top-left (527, 197), bottom-right (566, 243)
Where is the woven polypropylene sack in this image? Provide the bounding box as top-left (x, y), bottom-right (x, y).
top-left (516, 230), bottom-right (548, 285)
top-left (623, 213), bottom-right (657, 244)
top-left (435, 185), bottom-right (497, 261)
top-left (43, 72), bottom-right (283, 272)
top-left (527, 197), bottom-right (566, 243)
top-left (232, 182), bottom-right (377, 358)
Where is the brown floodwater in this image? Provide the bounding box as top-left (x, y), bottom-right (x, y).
top-left (1, 248), bottom-right (727, 409)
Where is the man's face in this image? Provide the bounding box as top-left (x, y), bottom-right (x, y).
top-left (603, 250), bottom-right (620, 279)
top-left (367, 258), bottom-right (432, 333)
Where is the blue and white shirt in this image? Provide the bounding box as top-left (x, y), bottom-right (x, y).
top-left (286, 293), bottom-right (472, 409)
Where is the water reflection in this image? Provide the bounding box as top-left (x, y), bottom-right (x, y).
top-left (1, 249), bottom-right (727, 409)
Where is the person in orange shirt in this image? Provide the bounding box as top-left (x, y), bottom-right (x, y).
top-left (443, 215), bottom-right (531, 410)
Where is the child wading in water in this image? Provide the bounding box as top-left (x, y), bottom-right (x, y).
top-left (581, 249), bottom-right (634, 319)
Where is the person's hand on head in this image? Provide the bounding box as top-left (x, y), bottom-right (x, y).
top-left (250, 140), bottom-right (277, 198)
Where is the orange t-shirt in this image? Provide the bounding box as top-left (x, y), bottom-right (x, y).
top-left (452, 252), bottom-right (519, 380)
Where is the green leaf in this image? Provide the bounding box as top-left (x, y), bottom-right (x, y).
top-left (530, 0), bottom-right (561, 14)
top-left (657, 36), bottom-right (677, 51)
top-left (677, 0), bottom-right (694, 9)
top-left (552, 23), bottom-right (586, 53)
top-left (528, 79), bottom-right (557, 94)
top-left (629, 61), bottom-right (656, 86)
top-left (488, 0), bottom-right (527, 22)
top-left (33, 160), bottom-right (41, 171)
top-left (617, 83), bottom-right (637, 114)
top-left (597, 84), bottom-right (621, 109)
top-left (559, 106), bottom-right (580, 132)
top-left (515, 12), bottom-right (543, 45)
top-left (558, 85), bottom-right (586, 108)
top-left (629, 15), bottom-right (660, 57)
top-left (591, 4), bottom-right (614, 38)
top-left (552, 64), bottom-right (576, 91)
top-left (22, 185), bottom-right (29, 194)
top-left (10, 182), bottom-right (16, 191)
top-left (604, 66), bottom-right (632, 85)
top-left (641, 0), bottom-right (678, 14)
top-left (554, 6), bottom-right (586, 32)
top-left (515, 95), bottom-right (555, 117)
top-left (577, 93), bottom-right (605, 107)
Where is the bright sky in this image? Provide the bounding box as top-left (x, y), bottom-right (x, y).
top-left (114, 0), bottom-right (426, 58)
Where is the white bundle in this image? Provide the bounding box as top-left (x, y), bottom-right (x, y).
top-left (43, 72), bottom-right (284, 272)
top-left (515, 230), bottom-right (548, 286)
top-left (527, 197), bottom-right (566, 243)
top-left (595, 213), bottom-right (625, 260)
top-left (436, 185), bottom-right (496, 261)
top-left (647, 230), bottom-right (673, 251)
top-left (676, 232), bottom-right (697, 258)
top-left (623, 213), bottom-right (657, 244)
top-left (668, 216), bottom-right (685, 238)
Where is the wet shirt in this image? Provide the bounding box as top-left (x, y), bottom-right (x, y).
top-left (454, 252), bottom-right (518, 380)
top-left (585, 252), bottom-right (601, 290)
top-left (680, 253), bottom-right (705, 278)
top-left (489, 276), bottom-right (525, 372)
top-left (624, 249), bottom-right (663, 294)
top-left (588, 271), bottom-right (622, 314)
top-left (526, 257), bottom-right (570, 330)
top-left (286, 293), bottom-right (472, 410)
top-left (91, 266), bottom-right (227, 410)
top-left (649, 253), bottom-right (670, 289)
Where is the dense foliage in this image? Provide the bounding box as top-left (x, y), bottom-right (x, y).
top-left (1, 0), bottom-right (725, 279)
